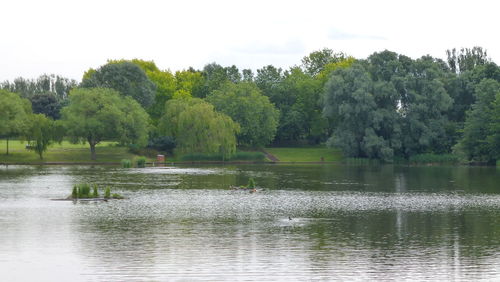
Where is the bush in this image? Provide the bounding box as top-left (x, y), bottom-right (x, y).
top-left (104, 187), bottom-right (111, 199)
top-left (121, 159), bottom-right (132, 168)
top-left (92, 184), bottom-right (99, 198)
top-left (77, 183), bottom-right (91, 198)
top-left (342, 158), bottom-right (379, 165)
top-left (247, 178), bottom-right (256, 189)
top-left (147, 136), bottom-right (176, 153)
top-left (409, 154), bottom-right (460, 164)
top-left (135, 156), bottom-right (147, 168)
top-left (72, 186), bottom-right (78, 199)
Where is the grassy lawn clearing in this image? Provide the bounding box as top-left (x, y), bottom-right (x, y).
top-left (0, 140), bottom-right (136, 163)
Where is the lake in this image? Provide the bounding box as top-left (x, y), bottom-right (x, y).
top-left (0, 164), bottom-right (499, 281)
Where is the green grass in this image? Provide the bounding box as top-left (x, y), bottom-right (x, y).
top-left (0, 140), bottom-right (136, 163)
top-left (264, 146), bottom-right (343, 162)
top-left (179, 151), bottom-right (266, 162)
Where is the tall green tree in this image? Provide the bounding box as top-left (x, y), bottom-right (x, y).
top-left (159, 98), bottom-right (239, 158)
top-left (24, 114), bottom-right (62, 159)
top-left (207, 82), bottom-right (279, 147)
top-left (323, 63), bottom-right (398, 161)
top-left (81, 62), bottom-right (156, 108)
top-left (60, 88), bottom-right (149, 160)
top-left (399, 56), bottom-right (453, 156)
top-left (457, 79), bottom-right (500, 163)
top-left (0, 90), bottom-right (32, 154)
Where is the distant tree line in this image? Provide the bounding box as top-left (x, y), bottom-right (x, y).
top-left (1, 47), bottom-right (499, 163)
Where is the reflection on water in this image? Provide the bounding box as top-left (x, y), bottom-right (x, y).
top-left (0, 164), bottom-right (499, 281)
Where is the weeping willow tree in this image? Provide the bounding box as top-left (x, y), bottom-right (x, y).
top-left (159, 98), bottom-right (240, 158)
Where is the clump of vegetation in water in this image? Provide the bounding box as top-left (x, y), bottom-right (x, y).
top-left (246, 178), bottom-right (256, 189)
top-left (111, 193), bottom-right (124, 199)
top-left (92, 184), bottom-right (99, 198)
top-left (121, 159), bottom-right (132, 168)
top-left (69, 184), bottom-right (123, 200)
top-left (77, 183), bottom-right (91, 198)
top-left (135, 156), bottom-right (147, 168)
top-left (104, 187), bottom-right (111, 199)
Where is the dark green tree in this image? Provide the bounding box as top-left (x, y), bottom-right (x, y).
top-left (457, 79), bottom-right (500, 163)
top-left (81, 62), bottom-right (156, 108)
top-left (29, 92), bottom-right (62, 119)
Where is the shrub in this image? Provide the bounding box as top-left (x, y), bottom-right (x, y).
top-left (342, 158), bottom-right (378, 165)
top-left (92, 184), bottom-right (99, 198)
top-left (104, 187), bottom-right (111, 199)
top-left (78, 183), bottom-right (91, 198)
top-left (409, 154), bottom-right (460, 164)
top-left (135, 156), bottom-right (147, 168)
top-left (72, 186), bottom-right (78, 199)
top-left (147, 136), bottom-right (176, 153)
top-left (121, 159), bottom-right (132, 168)
top-left (247, 178), bottom-right (256, 189)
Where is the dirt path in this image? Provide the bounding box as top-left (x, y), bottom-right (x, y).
top-left (261, 149), bottom-right (279, 162)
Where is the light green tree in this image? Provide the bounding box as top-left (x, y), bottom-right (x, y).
top-left (60, 88), bottom-right (149, 160)
top-left (0, 90), bottom-right (32, 154)
top-left (24, 114), bottom-right (62, 159)
top-left (207, 82), bottom-right (279, 147)
top-left (159, 98), bottom-right (239, 158)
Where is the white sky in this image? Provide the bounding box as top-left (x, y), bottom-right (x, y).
top-left (1, 0), bottom-right (499, 82)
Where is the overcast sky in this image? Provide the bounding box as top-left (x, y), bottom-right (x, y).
top-left (1, 0), bottom-right (499, 82)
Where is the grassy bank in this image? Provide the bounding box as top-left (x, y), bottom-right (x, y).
top-left (0, 140), bottom-right (136, 163)
top-left (264, 147), bottom-right (343, 162)
top-left (1, 139), bottom-right (345, 164)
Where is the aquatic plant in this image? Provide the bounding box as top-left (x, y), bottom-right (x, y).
top-left (135, 156), bottom-right (147, 168)
top-left (78, 183), bottom-right (91, 198)
top-left (111, 193), bottom-right (124, 199)
top-left (72, 186), bottom-right (78, 199)
top-left (121, 159), bottom-right (132, 168)
top-left (92, 184), bottom-right (99, 198)
top-left (247, 178), bottom-right (256, 189)
top-left (104, 187), bottom-right (111, 199)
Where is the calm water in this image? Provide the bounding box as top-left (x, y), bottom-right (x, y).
top-left (0, 164), bottom-right (499, 281)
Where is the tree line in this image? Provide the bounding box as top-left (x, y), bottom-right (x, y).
top-left (1, 47), bottom-right (499, 163)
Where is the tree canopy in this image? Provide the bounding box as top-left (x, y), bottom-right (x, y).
top-left (60, 88), bottom-right (149, 160)
top-left (81, 62), bottom-right (156, 108)
top-left (158, 98), bottom-right (239, 158)
top-left (207, 82), bottom-right (279, 147)
top-left (0, 90), bottom-right (32, 154)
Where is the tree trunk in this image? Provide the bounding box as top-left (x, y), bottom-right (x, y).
top-left (90, 143), bottom-right (96, 160)
top-left (88, 137), bottom-right (97, 161)
top-left (6, 138), bottom-right (9, 155)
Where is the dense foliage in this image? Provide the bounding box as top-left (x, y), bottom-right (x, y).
top-left (60, 88), bottom-right (149, 160)
top-left (1, 47), bottom-right (500, 163)
top-left (158, 98), bottom-right (240, 158)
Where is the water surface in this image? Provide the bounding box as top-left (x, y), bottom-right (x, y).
top-left (0, 164), bottom-right (499, 281)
